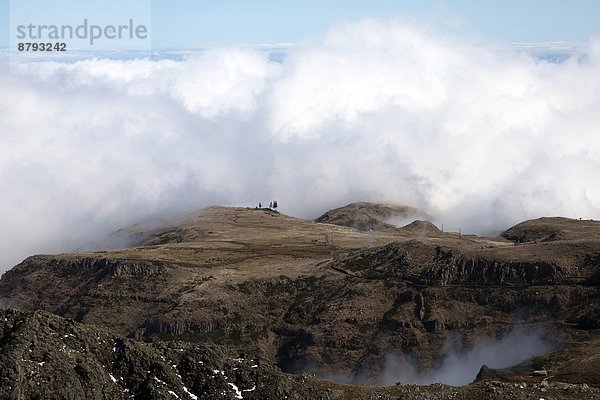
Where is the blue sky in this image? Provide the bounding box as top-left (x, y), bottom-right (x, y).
top-left (1, 0), bottom-right (600, 48)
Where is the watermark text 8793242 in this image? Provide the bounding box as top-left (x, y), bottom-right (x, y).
top-left (17, 42), bottom-right (67, 52)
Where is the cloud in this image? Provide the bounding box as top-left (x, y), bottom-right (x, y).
top-left (1, 18), bottom-right (600, 272)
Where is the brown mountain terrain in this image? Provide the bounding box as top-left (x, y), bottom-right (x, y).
top-left (501, 217), bottom-right (600, 243)
top-left (1, 203), bottom-right (600, 398)
top-left (314, 202), bottom-right (429, 232)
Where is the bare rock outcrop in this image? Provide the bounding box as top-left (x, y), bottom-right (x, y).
top-left (420, 247), bottom-right (571, 285)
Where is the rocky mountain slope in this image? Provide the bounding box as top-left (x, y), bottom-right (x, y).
top-left (0, 308), bottom-right (290, 400)
top-left (1, 309), bottom-right (597, 400)
top-left (314, 202), bottom-right (429, 232)
top-left (1, 203), bottom-right (600, 398)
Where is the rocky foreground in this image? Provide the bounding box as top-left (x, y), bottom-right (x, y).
top-left (1, 309), bottom-right (598, 400)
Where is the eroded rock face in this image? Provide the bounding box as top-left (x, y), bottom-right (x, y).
top-left (17, 256), bottom-right (168, 278)
top-left (0, 255), bottom-right (171, 314)
top-left (337, 241), bottom-right (572, 285)
top-left (0, 256), bottom-right (169, 299)
top-left (420, 247), bottom-right (571, 285)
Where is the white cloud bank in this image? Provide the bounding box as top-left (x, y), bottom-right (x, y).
top-left (1, 18), bottom-right (600, 272)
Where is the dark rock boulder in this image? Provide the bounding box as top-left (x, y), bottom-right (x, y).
top-left (474, 365), bottom-right (499, 382)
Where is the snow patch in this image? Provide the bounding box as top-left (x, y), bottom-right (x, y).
top-left (228, 383), bottom-right (243, 399)
top-left (182, 385), bottom-right (198, 400)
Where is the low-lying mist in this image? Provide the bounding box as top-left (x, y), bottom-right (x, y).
top-left (383, 329), bottom-right (555, 386)
top-left (322, 328), bottom-right (556, 387)
top-left (1, 16), bottom-right (600, 273)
